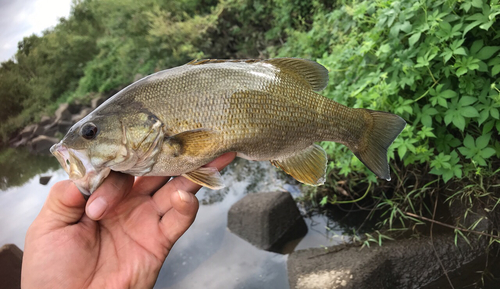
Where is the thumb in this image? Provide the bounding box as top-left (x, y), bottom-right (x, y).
top-left (39, 180), bottom-right (87, 227)
top-left (85, 171), bottom-right (134, 220)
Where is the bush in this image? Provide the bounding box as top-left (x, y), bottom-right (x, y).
top-left (275, 0), bottom-right (500, 184)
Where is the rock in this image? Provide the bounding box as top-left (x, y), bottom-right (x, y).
top-left (67, 103), bottom-right (82, 114)
top-left (71, 107), bottom-right (93, 123)
top-left (39, 115), bottom-right (53, 126)
top-left (30, 135), bottom-right (59, 154)
top-left (91, 95), bottom-right (107, 109)
top-left (227, 191), bottom-right (308, 253)
top-left (39, 175), bottom-right (52, 185)
top-left (287, 234), bottom-right (486, 289)
top-left (56, 120), bottom-right (73, 134)
top-left (42, 124), bottom-right (58, 137)
top-left (19, 124), bottom-right (37, 138)
top-left (33, 124), bottom-right (45, 136)
top-left (0, 244), bottom-right (23, 289)
top-left (54, 103), bottom-right (72, 122)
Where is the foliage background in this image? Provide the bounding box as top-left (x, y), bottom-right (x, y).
top-left (1, 0), bottom-right (499, 237)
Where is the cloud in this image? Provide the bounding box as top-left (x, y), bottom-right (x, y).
top-left (0, 0), bottom-right (72, 62)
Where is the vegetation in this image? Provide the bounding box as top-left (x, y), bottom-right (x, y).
top-left (1, 0), bottom-right (499, 247)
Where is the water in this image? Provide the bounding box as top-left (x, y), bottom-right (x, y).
top-left (0, 152), bottom-right (344, 288)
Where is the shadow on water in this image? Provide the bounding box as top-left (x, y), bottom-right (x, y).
top-left (0, 148), bottom-right (59, 190)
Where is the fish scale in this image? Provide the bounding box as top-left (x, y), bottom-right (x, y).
top-left (51, 58), bottom-right (406, 196)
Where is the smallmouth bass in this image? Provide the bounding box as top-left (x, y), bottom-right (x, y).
top-left (50, 58), bottom-right (406, 196)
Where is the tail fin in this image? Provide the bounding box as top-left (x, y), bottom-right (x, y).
top-left (351, 109), bottom-right (406, 181)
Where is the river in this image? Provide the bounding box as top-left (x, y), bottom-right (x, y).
top-left (0, 151), bottom-right (345, 288)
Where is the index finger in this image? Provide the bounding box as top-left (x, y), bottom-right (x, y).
top-left (151, 152), bottom-right (236, 212)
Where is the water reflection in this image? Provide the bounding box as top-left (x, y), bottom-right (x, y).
top-left (0, 153), bottom-right (345, 288)
top-left (0, 148), bottom-right (59, 190)
top-left (155, 159), bottom-right (344, 289)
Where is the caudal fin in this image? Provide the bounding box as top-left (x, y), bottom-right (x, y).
top-left (351, 109), bottom-right (406, 181)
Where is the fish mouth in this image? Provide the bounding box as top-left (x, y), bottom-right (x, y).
top-left (50, 142), bottom-right (110, 196)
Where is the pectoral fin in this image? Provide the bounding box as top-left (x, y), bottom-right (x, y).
top-left (182, 167), bottom-right (224, 189)
top-left (271, 144), bottom-right (327, 186)
top-left (168, 129), bottom-right (218, 157)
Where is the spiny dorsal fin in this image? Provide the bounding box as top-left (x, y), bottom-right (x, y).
top-left (186, 58), bottom-right (329, 91)
top-left (271, 144), bottom-right (327, 186)
top-left (182, 167), bottom-right (224, 189)
top-left (265, 58), bottom-right (329, 91)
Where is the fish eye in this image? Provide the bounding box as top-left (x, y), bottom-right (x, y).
top-left (80, 123), bottom-right (98, 140)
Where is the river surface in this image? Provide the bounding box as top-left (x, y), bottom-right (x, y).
top-left (0, 152), bottom-right (345, 288)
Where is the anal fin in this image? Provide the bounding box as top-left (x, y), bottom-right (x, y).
top-left (182, 167), bottom-right (224, 189)
top-left (271, 144), bottom-right (327, 186)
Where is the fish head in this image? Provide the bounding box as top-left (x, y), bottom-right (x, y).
top-left (51, 108), bottom-right (165, 196)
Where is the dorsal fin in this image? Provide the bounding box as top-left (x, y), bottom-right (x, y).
top-left (265, 58), bottom-right (329, 91)
top-left (186, 58), bottom-right (329, 91)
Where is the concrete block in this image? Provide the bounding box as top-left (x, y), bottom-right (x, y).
top-left (227, 191), bottom-right (307, 253)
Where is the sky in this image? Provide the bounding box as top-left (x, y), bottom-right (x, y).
top-left (0, 0), bottom-right (73, 62)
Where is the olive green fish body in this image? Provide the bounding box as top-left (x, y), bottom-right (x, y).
top-left (51, 58), bottom-right (406, 195)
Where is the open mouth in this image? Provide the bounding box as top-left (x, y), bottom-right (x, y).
top-left (50, 142), bottom-right (110, 196)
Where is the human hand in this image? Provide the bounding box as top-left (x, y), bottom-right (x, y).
top-left (21, 152), bottom-right (236, 289)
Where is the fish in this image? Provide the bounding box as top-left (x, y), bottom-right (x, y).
top-left (50, 58), bottom-right (406, 196)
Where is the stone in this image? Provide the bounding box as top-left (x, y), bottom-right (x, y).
top-left (19, 124), bottom-right (36, 139)
top-left (0, 244), bottom-right (23, 289)
top-left (56, 120), bottom-right (73, 134)
top-left (54, 103), bottom-right (72, 122)
top-left (67, 103), bottom-right (82, 114)
top-left (42, 124), bottom-right (58, 137)
top-left (227, 191), bottom-right (308, 253)
top-left (39, 175), bottom-right (52, 185)
top-left (71, 107), bottom-right (93, 123)
top-left (91, 95), bottom-right (107, 109)
top-left (33, 124), bottom-right (45, 136)
top-left (39, 115), bottom-right (53, 126)
top-left (287, 234), bottom-right (485, 289)
top-left (30, 135), bottom-right (59, 154)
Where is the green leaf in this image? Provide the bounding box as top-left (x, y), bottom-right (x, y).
top-left (453, 115), bottom-right (466, 130)
top-left (492, 65), bottom-right (500, 76)
top-left (476, 133), bottom-right (491, 149)
top-left (476, 46), bottom-right (500, 60)
top-left (456, 67), bottom-right (468, 76)
top-left (491, 108), bottom-right (499, 119)
top-left (454, 47), bottom-right (467, 56)
top-left (441, 90), bottom-right (457, 99)
top-left (460, 106), bottom-right (479, 118)
top-left (398, 145), bottom-right (407, 159)
top-left (409, 32), bottom-right (421, 47)
top-left (464, 134), bottom-right (475, 148)
top-left (459, 96), bottom-right (477, 106)
top-left (470, 39), bottom-right (484, 55)
top-left (481, 148), bottom-right (496, 158)
top-left (472, 0), bottom-right (484, 8)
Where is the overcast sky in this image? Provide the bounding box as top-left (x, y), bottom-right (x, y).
top-left (0, 0), bottom-right (72, 62)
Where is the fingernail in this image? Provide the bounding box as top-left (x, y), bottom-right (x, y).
top-left (87, 197), bottom-right (108, 220)
top-left (178, 190), bottom-right (193, 203)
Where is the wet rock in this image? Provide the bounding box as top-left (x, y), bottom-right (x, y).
top-left (30, 135), bottom-right (59, 154)
top-left (54, 103), bottom-right (72, 122)
top-left (11, 136), bottom-right (30, 148)
top-left (39, 115), bottom-right (53, 126)
top-left (42, 123), bottom-right (58, 137)
top-left (33, 124), bottom-right (45, 136)
top-left (71, 107), bottom-right (93, 123)
top-left (19, 124), bottom-right (37, 139)
top-left (287, 234), bottom-right (485, 289)
top-left (0, 244), bottom-right (23, 289)
top-left (39, 175), bottom-right (52, 185)
top-left (56, 120), bottom-right (73, 134)
top-left (227, 191), bottom-right (308, 253)
top-left (91, 95), bottom-right (107, 109)
top-left (67, 103), bottom-right (82, 114)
